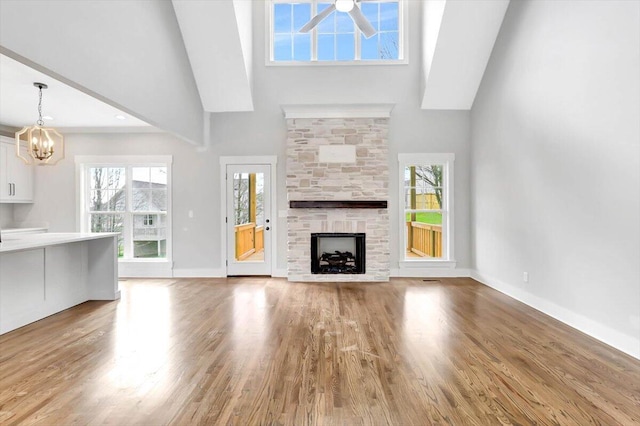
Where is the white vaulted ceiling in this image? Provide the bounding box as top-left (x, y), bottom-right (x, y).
top-left (172, 0), bottom-right (254, 112)
top-left (421, 0), bottom-right (510, 109)
top-left (0, 0), bottom-right (204, 144)
top-left (0, 0), bottom-right (510, 144)
top-left (0, 55), bottom-right (149, 129)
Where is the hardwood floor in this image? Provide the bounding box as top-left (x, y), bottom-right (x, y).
top-left (1, 277), bottom-right (639, 425)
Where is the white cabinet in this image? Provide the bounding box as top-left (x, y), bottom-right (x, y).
top-left (0, 249), bottom-right (45, 332)
top-left (0, 234), bottom-right (120, 334)
top-left (0, 136), bottom-right (34, 203)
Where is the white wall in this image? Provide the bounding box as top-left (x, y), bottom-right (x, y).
top-left (0, 204), bottom-right (12, 228)
top-left (211, 0), bottom-right (471, 272)
top-left (14, 132), bottom-right (219, 273)
top-left (15, 0), bottom-right (472, 275)
top-left (471, 1), bottom-right (640, 357)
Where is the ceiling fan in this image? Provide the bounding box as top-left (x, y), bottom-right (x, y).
top-left (299, 0), bottom-right (377, 39)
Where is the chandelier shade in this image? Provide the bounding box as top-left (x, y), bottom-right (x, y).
top-left (14, 83), bottom-right (65, 165)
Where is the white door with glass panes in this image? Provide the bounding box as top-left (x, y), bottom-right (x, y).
top-left (225, 164), bottom-right (272, 276)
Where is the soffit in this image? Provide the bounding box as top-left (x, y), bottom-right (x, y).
top-left (172, 0), bottom-right (254, 113)
top-left (421, 0), bottom-right (510, 110)
top-left (0, 54), bottom-right (149, 129)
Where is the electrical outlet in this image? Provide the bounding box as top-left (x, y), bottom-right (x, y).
top-left (523, 272), bottom-right (529, 283)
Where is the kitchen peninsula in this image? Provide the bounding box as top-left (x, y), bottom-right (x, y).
top-left (0, 232), bottom-right (120, 334)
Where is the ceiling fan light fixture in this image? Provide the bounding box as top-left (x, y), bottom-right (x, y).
top-left (299, 0), bottom-right (376, 38)
top-left (335, 0), bottom-right (354, 13)
top-left (14, 82), bottom-right (65, 165)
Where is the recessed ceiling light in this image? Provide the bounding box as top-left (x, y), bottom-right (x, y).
top-left (114, 114), bottom-right (126, 120)
top-left (43, 115), bottom-right (54, 120)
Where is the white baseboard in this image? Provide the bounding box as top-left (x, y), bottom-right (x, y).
top-left (272, 268), bottom-right (288, 278)
top-left (471, 269), bottom-right (640, 360)
top-left (172, 268), bottom-right (225, 278)
top-left (276, 268), bottom-right (470, 279)
top-left (390, 268), bottom-right (470, 278)
top-left (172, 268), bottom-right (287, 278)
top-left (119, 262), bottom-right (173, 278)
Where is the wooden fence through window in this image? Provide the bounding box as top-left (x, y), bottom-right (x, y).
top-left (235, 223), bottom-right (264, 260)
top-left (406, 222), bottom-right (442, 258)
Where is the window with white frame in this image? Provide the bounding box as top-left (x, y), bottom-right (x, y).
top-left (269, 0), bottom-right (405, 63)
top-left (78, 156), bottom-right (171, 261)
top-left (399, 153), bottom-right (455, 264)
top-left (142, 214), bottom-right (154, 227)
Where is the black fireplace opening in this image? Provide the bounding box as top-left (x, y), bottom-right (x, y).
top-left (311, 233), bottom-right (365, 274)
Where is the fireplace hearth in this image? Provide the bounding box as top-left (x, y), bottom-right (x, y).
top-left (311, 233), bottom-right (365, 274)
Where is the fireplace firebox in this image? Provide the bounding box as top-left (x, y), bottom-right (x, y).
top-left (311, 233), bottom-right (365, 274)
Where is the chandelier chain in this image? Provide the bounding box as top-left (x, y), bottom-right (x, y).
top-left (37, 86), bottom-right (44, 126)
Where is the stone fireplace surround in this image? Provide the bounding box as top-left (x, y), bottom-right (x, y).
top-left (284, 105), bottom-right (391, 282)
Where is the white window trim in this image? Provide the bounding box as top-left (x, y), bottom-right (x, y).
top-left (266, 0), bottom-right (409, 66)
top-left (398, 153), bottom-right (456, 269)
top-left (75, 155), bottom-right (173, 273)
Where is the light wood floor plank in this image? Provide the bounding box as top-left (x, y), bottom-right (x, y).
top-left (0, 277), bottom-right (638, 425)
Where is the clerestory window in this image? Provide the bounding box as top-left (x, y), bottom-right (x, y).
top-left (269, 0), bottom-right (406, 64)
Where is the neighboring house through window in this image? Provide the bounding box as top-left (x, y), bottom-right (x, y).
top-left (76, 156), bottom-right (172, 266)
top-left (269, 0), bottom-right (406, 63)
top-left (398, 153), bottom-right (455, 268)
top-left (142, 214), bottom-right (154, 227)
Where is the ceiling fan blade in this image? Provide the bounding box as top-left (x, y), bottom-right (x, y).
top-left (299, 4), bottom-right (336, 33)
top-left (348, 6), bottom-right (376, 38)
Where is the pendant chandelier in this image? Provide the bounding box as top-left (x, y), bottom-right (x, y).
top-left (15, 82), bottom-right (65, 165)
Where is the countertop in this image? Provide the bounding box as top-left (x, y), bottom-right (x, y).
top-left (1, 227), bottom-right (48, 234)
top-left (0, 232), bottom-right (120, 253)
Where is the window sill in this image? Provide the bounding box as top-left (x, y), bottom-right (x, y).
top-left (265, 58), bottom-right (408, 67)
top-left (399, 259), bottom-right (457, 269)
top-left (118, 258), bottom-right (171, 263)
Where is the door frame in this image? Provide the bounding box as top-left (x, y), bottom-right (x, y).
top-left (219, 156), bottom-right (278, 276)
